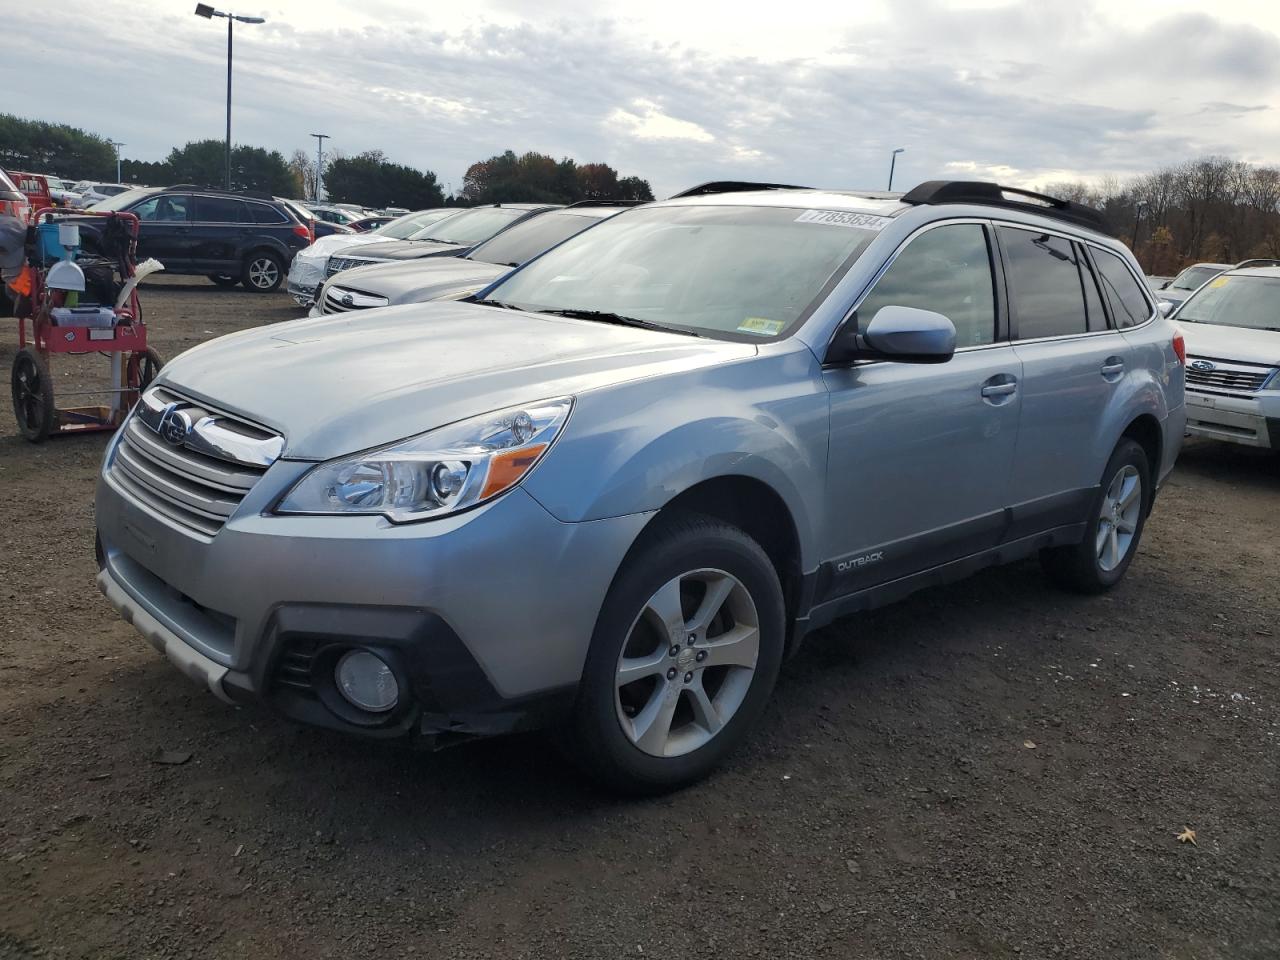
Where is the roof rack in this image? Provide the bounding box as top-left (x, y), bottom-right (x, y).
top-left (669, 181), bottom-right (811, 199)
top-left (1234, 258), bottom-right (1280, 270)
top-left (164, 183), bottom-right (277, 201)
top-left (900, 180), bottom-right (1106, 232)
top-left (564, 199), bottom-right (644, 209)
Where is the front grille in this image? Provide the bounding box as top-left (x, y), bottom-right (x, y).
top-left (321, 285), bottom-right (389, 315)
top-left (326, 255), bottom-right (380, 276)
top-left (108, 387), bottom-right (283, 538)
top-left (1185, 357), bottom-right (1275, 395)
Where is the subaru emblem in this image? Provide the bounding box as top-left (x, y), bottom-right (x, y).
top-left (341, 292), bottom-right (354, 307)
top-left (1189, 359), bottom-right (1215, 372)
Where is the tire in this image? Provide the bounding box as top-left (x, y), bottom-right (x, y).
top-left (241, 252), bottom-right (284, 293)
top-left (208, 274), bottom-right (239, 288)
top-left (566, 513), bottom-right (786, 794)
top-left (1041, 438), bottom-right (1150, 593)
top-left (126, 348), bottom-right (165, 396)
top-left (11, 347), bottom-right (56, 443)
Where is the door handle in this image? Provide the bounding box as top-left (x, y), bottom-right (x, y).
top-left (1101, 356), bottom-right (1125, 380)
top-left (981, 382), bottom-right (1018, 398)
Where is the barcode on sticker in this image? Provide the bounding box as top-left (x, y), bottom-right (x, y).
top-left (795, 209), bottom-right (892, 231)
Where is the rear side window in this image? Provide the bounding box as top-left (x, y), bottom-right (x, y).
top-left (193, 196), bottom-right (247, 223)
top-left (999, 227), bottom-right (1087, 339)
top-left (857, 223), bottom-right (996, 348)
top-left (248, 202), bottom-right (288, 224)
top-left (1092, 248), bottom-right (1153, 329)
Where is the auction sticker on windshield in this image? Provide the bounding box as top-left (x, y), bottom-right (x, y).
top-left (737, 317), bottom-right (785, 336)
top-left (795, 209), bottom-right (892, 230)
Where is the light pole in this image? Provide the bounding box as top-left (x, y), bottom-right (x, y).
top-left (194, 4), bottom-right (266, 190)
top-left (1131, 199), bottom-right (1148, 251)
top-left (310, 133), bottom-right (329, 202)
top-left (109, 141), bottom-right (125, 183)
top-left (887, 147), bottom-right (905, 191)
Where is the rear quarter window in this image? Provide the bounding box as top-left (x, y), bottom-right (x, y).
top-left (1092, 248), bottom-right (1154, 329)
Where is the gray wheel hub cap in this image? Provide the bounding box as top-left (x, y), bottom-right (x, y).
top-left (614, 568), bottom-right (760, 758)
top-left (1097, 464), bottom-right (1141, 572)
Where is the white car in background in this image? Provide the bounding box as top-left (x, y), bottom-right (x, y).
top-left (76, 183), bottom-right (132, 208)
top-left (1177, 265), bottom-right (1280, 449)
top-left (286, 207), bottom-right (462, 305)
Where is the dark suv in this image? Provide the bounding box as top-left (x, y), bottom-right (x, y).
top-left (78, 186), bottom-right (312, 292)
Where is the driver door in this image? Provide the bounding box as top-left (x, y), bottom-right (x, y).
top-left (129, 193), bottom-right (193, 268)
top-left (819, 221), bottom-right (1022, 600)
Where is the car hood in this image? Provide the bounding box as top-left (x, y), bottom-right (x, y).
top-left (300, 232), bottom-right (391, 257)
top-left (330, 257), bottom-right (509, 304)
top-left (1179, 321), bottom-right (1280, 367)
top-left (158, 303), bottom-right (756, 460)
top-left (341, 239), bottom-right (466, 261)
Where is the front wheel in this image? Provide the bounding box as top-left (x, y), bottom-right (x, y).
top-left (1041, 438), bottom-right (1150, 593)
top-left (566, 514), bottom-right (785, 794)
top-left (241, 252), bottom-right (284, 293)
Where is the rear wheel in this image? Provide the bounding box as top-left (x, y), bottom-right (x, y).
top-left (11, 347), bottom-right (56, 443)
top-left (208, 274), bottom-right (239, 288)
top-left (1041, 439), bottom-right (1150, 593)
top-left (241, 252), bottom-right (284, 293)
top-left (566, 514), bottom-right (785, 794)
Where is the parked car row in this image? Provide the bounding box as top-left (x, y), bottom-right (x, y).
top-left (94, 178), bottom-right (1190, 793)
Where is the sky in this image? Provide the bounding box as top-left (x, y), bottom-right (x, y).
top-left (5, 0), bottom-right (1280, 198)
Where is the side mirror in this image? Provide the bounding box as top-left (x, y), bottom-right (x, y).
top-left (826, 305), bottom-right (957, 365)
top-left (1157, 300), bottom-right (1174, 318)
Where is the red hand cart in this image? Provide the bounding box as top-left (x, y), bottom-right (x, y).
top-left (10, 208), bottom-right (163, 442)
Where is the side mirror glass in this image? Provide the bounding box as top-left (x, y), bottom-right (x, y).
top-left (1157, 300), bottom-right (1174, 318)
top-left (826, 305), bottom-right (956, 365)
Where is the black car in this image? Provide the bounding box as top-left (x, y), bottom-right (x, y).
top-left (80, 186), bottom-right (313, 292)
top-left (324, 203), bottom-right (560, 277)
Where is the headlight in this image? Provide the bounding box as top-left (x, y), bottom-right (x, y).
top-left (275, 397), bottom-right (572, 522)
top-left (1265, 369), bottom-right (1280, 390)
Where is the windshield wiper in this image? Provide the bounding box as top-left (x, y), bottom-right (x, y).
top-left (538, 308), bottom-right (700, 337)
top-left (469, 297), bottom-right (527, 311)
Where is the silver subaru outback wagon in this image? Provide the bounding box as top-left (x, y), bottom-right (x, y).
top-left (95, 179), bottom-right (1186, 793)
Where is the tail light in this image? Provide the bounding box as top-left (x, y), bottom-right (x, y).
top-left (0, 198), bottom-right (29, 221)
top-left (292, 223), bottom-right (312, 243)
top-left (1172, 327), bottom-right (1186, 365)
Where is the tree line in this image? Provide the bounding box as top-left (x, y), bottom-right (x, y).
top-left (0, 114), bottom-right (654, 209)
top-left (1041, 158), bottom-right (1280, 275)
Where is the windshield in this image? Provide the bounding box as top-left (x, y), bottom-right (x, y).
top-left (89, 187), bottom-right (158, 212)
top-left (410, 207), bottom-right (524, 245)
top-left (1170, 265), bottom-right (1226, 291)
top-left (469, 211), bottom-right (604, 266)
top-left (0, 169), bottom-right (16, 192)
top-left (375, 208), bottom-right (457, 239)
top-left (484, 204), bottom-right (881, 340)
top-left (1176, 274), bottom-right (1280, 331)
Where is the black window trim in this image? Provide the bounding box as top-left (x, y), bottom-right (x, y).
top-left (992, 221), bottom-right (1128, 345)
top-left (826, 216), bottom-right (1010, 366)
top-left (1074, 240), bottom-right (1113, 332)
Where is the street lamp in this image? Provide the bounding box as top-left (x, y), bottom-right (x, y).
top-left (1131, 199), bottom-right (1149, 251)
top-left (194, 4), bottom-right (266, 191)
top-left (109, 140), bottom-right (125, 183)
top-left (888, 147), bottom-right (905, 191)
top-left (310, 133), bottom-right (329, 202)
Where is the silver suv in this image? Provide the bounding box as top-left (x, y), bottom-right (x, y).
top-left (95, 180), bottom-right (1186, 793)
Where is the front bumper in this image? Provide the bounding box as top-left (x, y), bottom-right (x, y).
top-left (286, 255), bottom-right (326, 305)
top-left (1185, 390), bottom-right (1280, 449)
top-left (96, 436), bottom-right (652, 738)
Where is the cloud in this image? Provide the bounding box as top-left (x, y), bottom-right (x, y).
top-left (607, 100), bottom-right (715, 143)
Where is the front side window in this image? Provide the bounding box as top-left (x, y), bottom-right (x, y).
top-left (192, 196), bottom-right (247, 223)
top-left (486, 204), bottom-right (880, 340)
top-left (856, 223), bottom-right (996, 348)
top-left (1092, 248), bottom-right (1153, 329)
top-left (131, 194), bottom-right (190, 222)
top-left (1176, 275), bottom-right (1280, 332)
top-left (999, 227), bottom-right (1088, 339)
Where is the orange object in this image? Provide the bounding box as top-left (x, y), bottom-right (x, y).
top-left (480, 443), bottom-right (548, 499)
top-left (7, 263), bottom-right (33, 297)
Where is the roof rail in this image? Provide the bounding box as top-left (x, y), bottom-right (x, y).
top-left (1234, 258), bottom-right (1280, 270)
top-left (164, 183), bottom-right (277, 201)
top-left (900, 180), bottom-right (1106, 232)
top-left (669, 181), bottom-right (811, 199)
top-left (564, 199), bottom-right (644, 208)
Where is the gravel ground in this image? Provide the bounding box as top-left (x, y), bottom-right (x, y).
top-left (1, 277), bottom-right (1277, 959)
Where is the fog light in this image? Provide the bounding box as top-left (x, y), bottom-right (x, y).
top-left (334, 650), bottom-right (399, 713)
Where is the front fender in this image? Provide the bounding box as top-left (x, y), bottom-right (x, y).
top-left (522, 343), bottom-right (830, 570)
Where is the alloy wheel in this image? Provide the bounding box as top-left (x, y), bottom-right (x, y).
top-left (614, 568), bottom-right (760, 758)
top-left (248, 257), bottom-right (279, 289)
top-left (1096, 464), bottom-right (1142, 572)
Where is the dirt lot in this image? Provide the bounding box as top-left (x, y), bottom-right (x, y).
top-left (1, 277), bottom-right (1277, 959)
